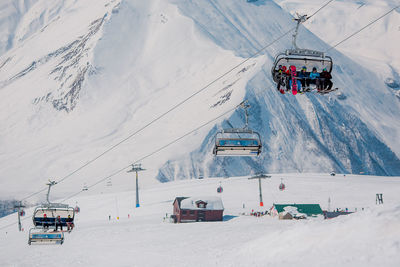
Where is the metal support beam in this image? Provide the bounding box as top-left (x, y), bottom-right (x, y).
top-left (14, 201), bottom-right (25, 232)
top-left (46, 180), bottom-right (57, 204)
top-left (128, 164), bottom-right (146, 208)
top-left (292, 14), bottom-right (308, 50)
top-left (248, 174), bottom-right (271, 207)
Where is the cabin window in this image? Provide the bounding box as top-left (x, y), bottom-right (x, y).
top-left (182, 210), bottom-right (187, 215)
top-left (190, 210), bottom-right (195, 215)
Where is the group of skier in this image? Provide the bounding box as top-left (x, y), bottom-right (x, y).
top-left (276, 65), bottom-right (333, 94)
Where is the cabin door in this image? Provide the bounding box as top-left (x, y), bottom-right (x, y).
top-left (198, 211), bottom-right (206, 221)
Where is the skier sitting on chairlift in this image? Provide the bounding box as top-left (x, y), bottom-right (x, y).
top-left (276, 65), bottom-right (288, 94)
top-left (320, 67), bottom-right (333, 91)
top-left (298, 66), bottom-right (309, 92)
top-left (309, 67), bottom-right (321, 90)
top-left (66, 214), bottom-right (74, 232)
top-left (55, 215), bottom-right (63, 232)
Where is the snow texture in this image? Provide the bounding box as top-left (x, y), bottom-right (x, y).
top-left (1, 173), bottom-right (400, 266)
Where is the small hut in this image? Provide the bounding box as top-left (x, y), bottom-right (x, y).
top-left (172, 196), bottom-right (224, 223)
top-left (270, 204), bottom-right (323, 220)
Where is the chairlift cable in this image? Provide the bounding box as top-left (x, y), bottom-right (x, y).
top-left (13, 0), bottom-right (338, 208)
top-left (307, 0), bottom-right (336, 20)
top-left (16, 24), bottom-right (297, 204)
top-left (61, 102), bottom-right (243, 202)
top-left (325, 5), bottom-right (400, 53)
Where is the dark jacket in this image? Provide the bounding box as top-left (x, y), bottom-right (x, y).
top-left (320, 71), bottom-right (332, 79)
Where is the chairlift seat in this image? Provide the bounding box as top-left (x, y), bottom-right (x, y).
top-left (33, 206), bottom-right (74, 228)
top-left (28, 229), bottom-right (64, 245)
top-left (213, 129), bottom-right (262, 156)
top-left (272, 51), bottom-right (333, 83)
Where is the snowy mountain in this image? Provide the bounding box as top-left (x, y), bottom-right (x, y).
top-left (157, 0), bottom-right (400, 181)
top-left (0, 0), bottom-right (400, 201)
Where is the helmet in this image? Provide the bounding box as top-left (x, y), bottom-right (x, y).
top-left (282, 66), bottom-right (287, 71)
top-left (323, 67), bottom-right (327, 71)
top-left (301, 66), bottom-right (307, 70)
top-left (312, 67), bottom-right (317, 71)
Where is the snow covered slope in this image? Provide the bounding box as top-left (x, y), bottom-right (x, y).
top-left (157, 0), bottom-right (400, 181)
top-left (0, 0), bottom-right (400, 201)
top-left (1, 173), bottom-right (400, 266)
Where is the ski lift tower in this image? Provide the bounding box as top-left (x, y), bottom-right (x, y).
top-left (248, 174), bottom-right (271, 207)
top-left (13, 201), bottom-right (26, 231)
top-left (46, 180), bottom-right (57, 204)
top-left (127, 164), bottom-right (146, 208)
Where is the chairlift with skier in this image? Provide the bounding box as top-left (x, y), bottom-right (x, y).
top-left (272, 14), bottom-right (336, 95)
top-left (32, 181), bottom-right (75, 230)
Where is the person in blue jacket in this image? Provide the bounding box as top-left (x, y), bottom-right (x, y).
top-left (309, 67), bottom-right (321, 90)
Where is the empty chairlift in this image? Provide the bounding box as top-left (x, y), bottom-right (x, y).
top-left (213, 102), bottom-right (262, 156)
top-left (28, 228), bottom-right (64, 245)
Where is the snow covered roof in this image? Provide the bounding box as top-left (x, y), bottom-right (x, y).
top-left (180, 196), bottom-right (224, 210)
top-left (273, 204), bottom-right (323, 216)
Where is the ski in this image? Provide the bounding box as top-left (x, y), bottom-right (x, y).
top-left (318, 87), bottom-right (339, 95)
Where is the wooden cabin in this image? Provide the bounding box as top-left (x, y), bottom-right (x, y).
top-left (172, 196), bottom-right (224, 223)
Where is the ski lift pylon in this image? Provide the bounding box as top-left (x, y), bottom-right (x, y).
top-left (213, 102), bottom-right (262, 156)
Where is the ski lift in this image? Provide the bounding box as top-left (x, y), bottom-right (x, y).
top-left (279, 178), bottom-right (285, 191)
top-left (213, 102), bottom-right (262, 156)
top-left (28, 228), bottom-right (64, 245)
top-left (271, 14), bottom-right (334, 94)
top-left (32, 181), bottom-right (75, 229)
top-left (82, 183), bottom-right (89, 191)
top-left (217, 182), bottom-right (223, 193)
top-left (74, 206), bottom-right (80, 213)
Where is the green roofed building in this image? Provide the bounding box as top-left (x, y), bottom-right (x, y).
top-left (270, 204), bottom-right (323, 219)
